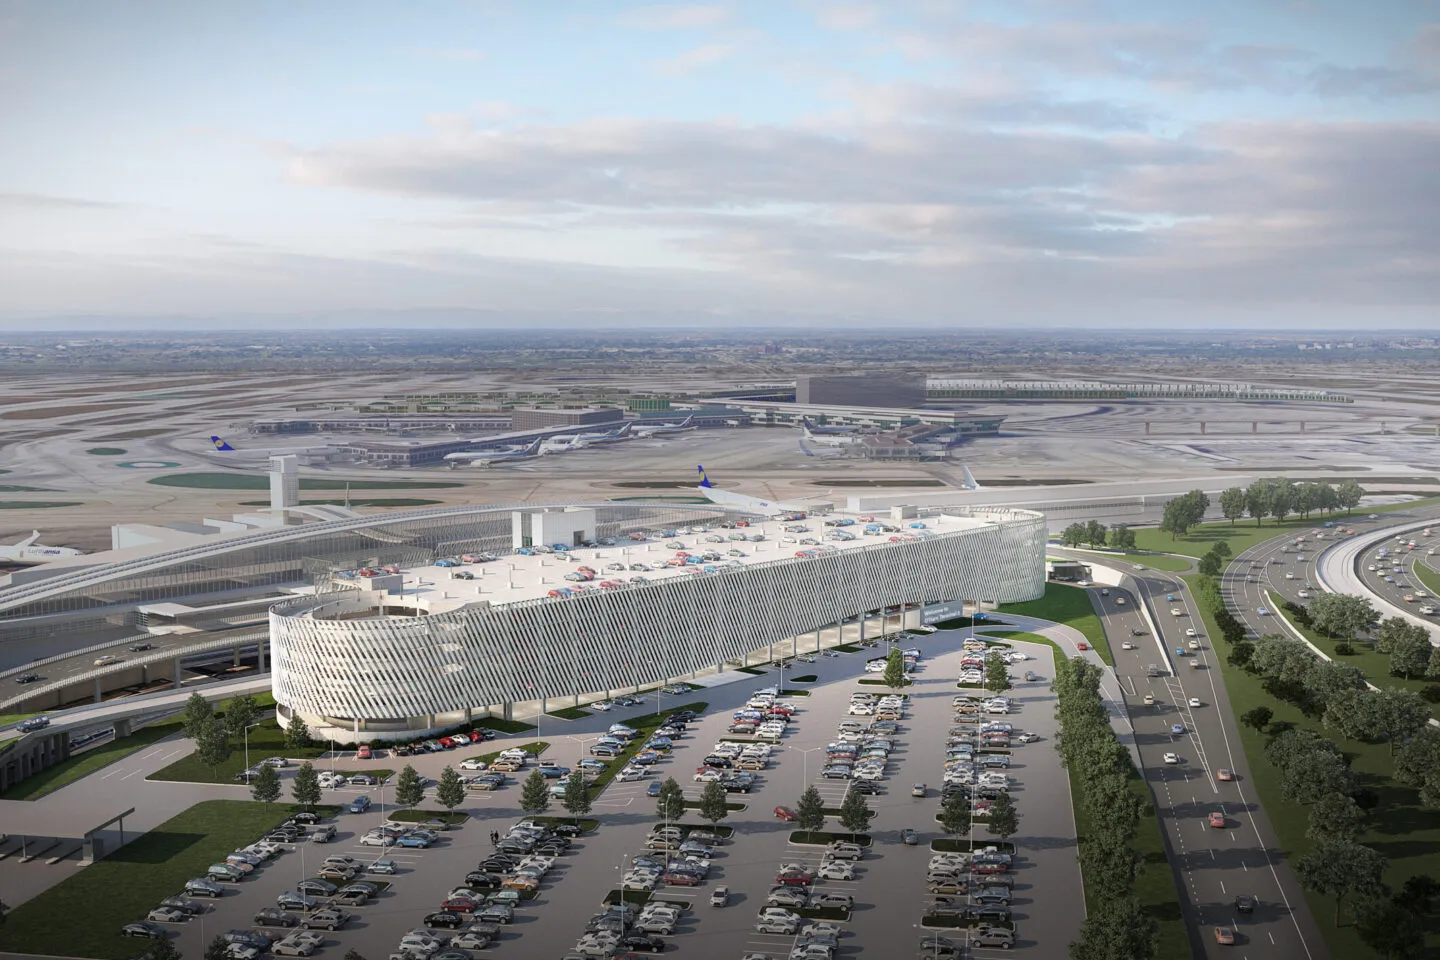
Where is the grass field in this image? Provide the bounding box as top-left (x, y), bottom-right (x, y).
top-left (148, 472), bottom-right (464, 490)
top-left (1111, 552), bottom-right (1194, 572)
top-left (85, 447), bottom-right (127, 455)
top-left (1, 720), bottom-right (184, 801)
top-left (1186, 574), bottom-right (1440, 957)
top-left (0, 800), bottom-right (295, 960)
top-left (0, 710), bottom-right (44, 726)
top-left (1413, 559), bottom-right (1440, 597)
top-left (547, 706), bottom-right (591, 720)
top-left (1134, 499), bottom-right (1440, 560)
top-left (1265, 589), bottom-right (1440, 721)
top-left (386, 809), bottom-right (469, 825)
top-left (148, 722), bottom-right (329, 784)
top-left (0, 500), bottom-right (83, 509)
top-left (997, 582), bottom-right (1112, 665)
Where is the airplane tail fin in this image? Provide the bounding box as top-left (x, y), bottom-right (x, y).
top-left (697, 465), bottom-right (713, 488)
top-left (961, 465), bottom-right (982, 490)
top-left (210, 435), bottom-right (236, 451)
top-left (798, 440), bottom-right (815, 458)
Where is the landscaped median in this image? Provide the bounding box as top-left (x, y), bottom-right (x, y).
top-left (587, 702), bottom-right (709, 796)
top-left (148, 720), bottom-right (329, 784)
top-left (998, 582), bottom-right (1112, 664)
top-left (386, 808), bottom-right (469, 826)
top-left (0, 800), bottom-right (299, 960)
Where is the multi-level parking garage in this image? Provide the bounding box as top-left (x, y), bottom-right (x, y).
top-left (0, 502), bottom-right (1046, 733)
top-left (270, 504), bottom-right (1046, 742)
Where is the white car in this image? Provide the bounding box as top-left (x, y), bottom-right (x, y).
top-left (1189, 698), bottom-right (1202, 708)
top-left (272, 932), bottom-right (325, 957)
top-left (816, 860), bottom-right (854, 880)
top-left (94, 655), bottom-right (122, 666)
top-left (1120, 641), bottom-right (1135, 650)
top-left (592, 701), bottom-right (613, 712)
top-left (1185, 628), bottom-right (1197, 638)
top-left (616, 767), bottom-right (648, 782)
top-left (459, 758), bottom-right (488, 771)
top-left (1163, 752), bottom-right (1180, 764)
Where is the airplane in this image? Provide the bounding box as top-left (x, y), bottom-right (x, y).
top-left (798, 439), bottom-right (845, 458)
top-left (801, 416), bottom-right (862, 436)
top-left (209, 435), bottom-right (333, 456)
top-left (633, 416), bottom-right (696, 437)
top-left (444, 437), bottom-right (546, 467)
top-left (0, 530), bottom-right (85, 565)
top-left (696, 465), bottom-right (813, 514)
top-left (960, 465), bottom-right (982, 490)
top-left (799, 422), bottom-right (861, 447)
top-left (550, 422), bottom-right (634, 446)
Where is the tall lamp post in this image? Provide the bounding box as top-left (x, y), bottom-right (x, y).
top-left (242, 720), bottom-right (266, 774)
top-left (787, 745), bottom-right (823, 789)
top-left (567, 735), bottom-right (601, 770)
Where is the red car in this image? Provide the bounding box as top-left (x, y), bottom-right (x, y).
top-left (773, 806), bottom-right (798, 822)
top-left (1077, 642), bottom-right (1089, 651)
top-left (356, 745), bottom-right (372, 760)
top-left (971, 862), bottom-right (1008, 875)
top-left (775, 870), bottom-right (815, 886)
top-left (1209, 812), bottom-right (1227, 829)
top-left (664, 871), bottom-right (702, 887)
top-left (469, 730), bottom-right (489, 743)
top-left (441, 897), bottom-right (481, 913)
top-left (438, 737), bottom-right (456, 748)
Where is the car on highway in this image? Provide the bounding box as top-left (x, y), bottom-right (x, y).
top-left (1189, 697), bottom-right (1202, 707)
top-left (1163, 753), bottom-right (1179, 764)
top-left (1214, 926), bottom-right (1236, 945)
top-left (1171, 723), bottom-right (1185, 735)
top-left (1209, 812), bottom-right (1227, 829)
top-left (1217, 769), bottom-right (1234, 781)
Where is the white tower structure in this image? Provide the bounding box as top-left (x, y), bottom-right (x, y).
top-left (270, 455), bottom-right (300, 523)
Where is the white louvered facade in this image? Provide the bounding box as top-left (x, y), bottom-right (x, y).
top-left (270, 506), bottom-right (1046, 739)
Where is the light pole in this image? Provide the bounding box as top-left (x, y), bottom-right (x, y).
top-left (567, 735), bottom-right (601, 770)
top-left (242, 721), bottom-right (266, 774)
top-left (787, 745), bottom-right (823, 790)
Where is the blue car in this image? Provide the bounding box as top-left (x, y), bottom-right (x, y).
top-left (1171, 723), bottom-right (1185, 735)
top-left (1165, 594), bottom-right (1176, 602)
top-left (647, 781), bottom-right (663, 797)
top-left (397, 834), bottom-right (433, 848)
top-left (539, 766), bottom-right (570, 779)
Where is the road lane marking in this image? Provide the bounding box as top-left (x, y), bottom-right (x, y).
top-left (120, 769), bottom-right (144, 780)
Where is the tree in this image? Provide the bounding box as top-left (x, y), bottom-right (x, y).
top-left (694, 778), bottom-right (729, 827)
top-left (284, 713), bottom-right (312, 750)
top-left (251, 761), bottom-right (281, 804)
top-left (0, 898), bottom-right (7, 927)
top-left (1324, 688), bottom-right (1381, 742)
top-left (984, 655), bottom-right (1012, 694)
top-left (394, 764), bottom-right (425, 808)
top-left (1220, 486), bottom-right (1246, 525)
top-left (221, 694), bottom-right (261, 740)
top-left (1084, 520), bottom-right (1107, 548)
top-left (1281, 745), bottom-right (1355, 804)
top-left (1309, 593), bottom-right (1376, 642)
top-left (1069, 897), bottom-right (1158, 960)
top-left (1390, 633), bottom-right (1433, 680)
top-left (938, 790), bottom-right (971, 844)
top-left (1109, 525), bottom-right (1136, 551)
top-left (1265, 728), bottom-right (1342, 772)
top-left (1306, 661), bottom-right (1367, 711)
top-left (1245, 479), bottom-right (1273, 526)
top-left (520, 770), bottom-right (552, 816)
top-left (1251, 634), bottom-right (1318, 696)
top-left (1062, 523), bottom-right (1087, 548)
top-left (795, 785), bottom-right (826, 833)
top-left (1241, 706), bottom-right (1273, 733)
top-left (205, 936), bottom-right (232, 960)
top-left (194, 716), bottom-right (232, 778)
top-left (1211, 540), bottom-right (1232, 560)
top-left (1428, 645), bottom-right (1440, 681)
top-left (1354, 895), bottom-right (1425, 959)
top-left (561, 769), bottom-right (592, 823)
top-left (1228, 641), bottom-right (1256, 670)
top-left (1393, 874), bottom-right (1440, 916)
top-left (837, 787), bottom-right (874, 841)
top-left (1296, 840), bottom-right (1387, 925)
top-left (655, 777), bottom-right (685, 823)
top-left (1159, 499), bottom-right (1191, 541)
top-left (883, 646), bottom-right (908, 690)
top-left (183, 691), bottom-right (214, 741)
top-left (1269, 479), bottom-right (1294, 524)
top-left (1376, 616), bottom-right (1424, 654)
top-left (986, 791), bottom-right (1019, 841)
top-left (1336, 479), bottom-right (1365, 514)
top-left (1197, 552), bottom-right (1222, 577)
top-left (1306, 792), bottom-right (1367, 843)
top-left (1394, 728), bottom-right (1440, 787)
top-left (436, 765), bottom-right (465, 812)
top-left (291, 761), bottom-right (321, 810)
top-left (1371, 689), bottom-right (1430, 754)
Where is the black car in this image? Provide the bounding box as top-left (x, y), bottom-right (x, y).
top-left (619, 932), bottom-right (667, 952)
top-left (721, 778), bottom-right (752, 793)
top-left (289, 811), bottom-right (323, 825)
top-left (394, 746), bottom-right (415, 756)
top-left (425, 911), bottom-right (467, 929)
top-left (122, 921), bottom-right (167, 939)
top-left (969, 905), bottom-right (1012, 923)
top-left (159, 897), bottom-right (206, 916)
top-left (129, 642), bottom-right (154, 652)
top-left (535, 841), bottom-right (569, 857)
top-left (849, 780), bottom-right (883, 795)
top-left (551, 823), bottom-right (585, 838)
top-left (14, 673), bottom-right (40, 684)
top-left (1235, 894), bottom-right (1257, 914)
top-left (465, 871), bottom-right (503, 889)
top-left (296, 879), bottom-right (337, 897)
top-left (480, 854), bottom-right (520, 869)
top-left (701, 756), bottom-right (733, 769)
top-left (253, 907), bottom-right (300, 927)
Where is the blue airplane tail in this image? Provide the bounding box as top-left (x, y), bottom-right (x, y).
top-left (210, 435), bottom-right (235, 451)
top-left (697, 465), bottom-right (712, 488)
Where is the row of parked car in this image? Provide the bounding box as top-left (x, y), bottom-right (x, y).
top-left (119, 811), bottom-right (363, 957)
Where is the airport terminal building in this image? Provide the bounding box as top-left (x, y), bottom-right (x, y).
top-left (0, 502), bottom-right (1045, 741)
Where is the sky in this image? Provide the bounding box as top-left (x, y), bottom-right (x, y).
top-left (1, 0), bottom-right (1437, 330)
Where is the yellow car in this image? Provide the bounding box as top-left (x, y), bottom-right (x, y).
top-left (501, 876), bottom-right (539, 892)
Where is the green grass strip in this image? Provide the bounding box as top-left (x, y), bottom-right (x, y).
top-left (2, 720), bottom-right (184, 800)
top-left (736, 666), bottom-right (768, 675)
top-left (1132, 499), bottom-right (1440, 560)
top-left (148, 722), bottom-right (332, 784)
top-left (546, 706), bottom-right (591, 720)
top-left (1, 799), bottom-right (297, 960)
top-left (385, 809), bottom-right (469, 825)
top-left (147, 472), bottom-right (464, 490)
top-left (998, 582), bottom-right (1112, 664)
top-left (586, 702), bottom-right (708, 796)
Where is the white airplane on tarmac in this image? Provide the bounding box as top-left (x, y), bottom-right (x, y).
top-left (444, 437), bottom-right (546, 467)
top-left (633, 416), bottom-right (696, 437)
top-left (696, 466), bottom-right (814, 514)
top-left (0, 531), bottom-right (85, 565)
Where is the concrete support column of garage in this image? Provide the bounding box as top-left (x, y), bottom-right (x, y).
top-left (93, 678), bottom-right (102, 703)
top-left (172, 656), bottom-right (182, 689)
top-left (258, 642), bottom-right (267, 672)
top-left (233, 646), bottom-right (241, 667)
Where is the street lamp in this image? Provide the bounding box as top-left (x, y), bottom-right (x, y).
top-left (242, 720), bottom-right (266, 774)
top-left (567, 734), bottom-right (601, 768)
top-left (787, 745), bottom-right (823, 789)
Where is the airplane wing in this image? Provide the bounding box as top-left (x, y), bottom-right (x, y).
top-left (17, 530), bottom-right (41, 548)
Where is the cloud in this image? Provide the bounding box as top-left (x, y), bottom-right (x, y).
top-left (1306, 64), bottom-right (1438, 100)
top-left (620, 4), bottom-right (730, 30)
top-left (411, 48), bottom-right (486, 61)
top-left (0, 192), bottom-right (125, 210)
top-left (816, 4), bottom-right (881, 30)
top-left (652, 43), bottom-right (736, 74)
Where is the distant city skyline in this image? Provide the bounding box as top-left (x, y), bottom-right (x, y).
top-left (1, 1), bottom-right (1436, 329)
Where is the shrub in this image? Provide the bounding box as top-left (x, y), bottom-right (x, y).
top-left (1420, 686), bottom-right (1440, 704)
top-left (1334, 643), bottom-right (1355, 656)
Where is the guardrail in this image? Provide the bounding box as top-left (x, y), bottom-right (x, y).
top-left (0, 630), bottom-right (268, 712)
top-left (0, 631), bottom-right (163, 682)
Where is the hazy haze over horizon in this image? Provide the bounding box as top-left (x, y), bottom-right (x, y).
top-left (1, 0), bottom-right (1437, 330)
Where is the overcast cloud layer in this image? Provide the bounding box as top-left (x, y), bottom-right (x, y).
top-left (0, 1), bottom-right (1436, 329)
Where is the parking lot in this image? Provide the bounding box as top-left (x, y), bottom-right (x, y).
top-left (115, 627), bottom-right (1084, 960)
